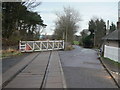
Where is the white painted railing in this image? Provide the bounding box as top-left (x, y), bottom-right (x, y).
top-left (19, 40), bottom-right (64, 52)
top-left (104, 45), bottom-right (120, 63)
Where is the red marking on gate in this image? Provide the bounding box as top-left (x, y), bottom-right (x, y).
top-left (26, 44), bottom-right (32, 50)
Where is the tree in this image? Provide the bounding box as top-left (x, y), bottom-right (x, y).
top-left (88, 18), bottom-right (106, 48)
top-left (109, 22), bottom-right (116, 33)
top-left (89, 20), bottom-right (96, 36)
top-left (82, 35), bottom-right (93, 48)
top-left (2, 2), bottom-right (46, 46)
top-left (53, 7), bottom-right (81, 43)
top-left (22, 0), bottom-right (41, 10)
top-left (80, 29), bottom-right (93, 48)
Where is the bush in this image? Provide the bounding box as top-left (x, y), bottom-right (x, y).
top-left (65, 45), bottom-right (74, 50)
top-left (73, 41), bottom-right (79, 45)
top-left (82, 35), bottom-right (93, 48)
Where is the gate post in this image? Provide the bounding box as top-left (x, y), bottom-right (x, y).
top-left (19, 40), bottom-right (21, 51)
top-left (47, 40), bottom-right (49, 50)
top-left (63, 40), bottom-right (64, 49)
top-left (53, 41), bottom-right (55, 50)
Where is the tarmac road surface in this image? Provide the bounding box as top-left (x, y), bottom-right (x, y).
top-left (2, 53), bottom-right (30, 73)
top-left (59, 45), bottom-right (118, 88)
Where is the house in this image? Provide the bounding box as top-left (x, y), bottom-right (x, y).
top-left (102, 27), bottom-right (120, 63)
top-left (102, 30), bottom-right (120, 63)
top-left (102, 30), bottom-right (120, 47)
top-left (81, 29), bottom-right (91, 36)
top-left (101, 1), bottom-right (120, 63)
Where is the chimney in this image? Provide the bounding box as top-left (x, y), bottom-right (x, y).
top-left (106, 20), bottom-right (109, 35)
top-left (117, 1), bottom-right (120, 29)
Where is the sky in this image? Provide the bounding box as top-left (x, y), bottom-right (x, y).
top-left (33, 0), bottom-right (119, 35)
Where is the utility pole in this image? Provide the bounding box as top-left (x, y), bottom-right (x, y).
top-left (106, 20), bottom-right (109, 35)
top-left (65, 12), bottom-right (72, 50)
top-left (65, 25), bottom-right (68, 50)
top-left (63, 32), bottom-right (65, 40)
top-left (94, 32), bottom-right (95, 47)
top-left (93, 28), bottom-right (96, 47)
top-left (66, 27), bottom-right (67, 43)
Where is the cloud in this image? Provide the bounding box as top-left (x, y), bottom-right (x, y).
top-left (39, 13), bottom-right (57, 35)
top-left (33, 0), bottom-right (119, 2)
top-left (35, 1), bottom-right (118, 35)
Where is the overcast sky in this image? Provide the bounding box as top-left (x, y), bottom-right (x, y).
top-left (33, 0), bottom-right (119, 35)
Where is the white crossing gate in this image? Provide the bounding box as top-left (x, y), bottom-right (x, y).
top-left (19, 40), bottom-right (64, 52)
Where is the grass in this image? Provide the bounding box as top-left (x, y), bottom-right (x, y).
top-left (102, 57), bottom-right (120, 66)
top-left (1, 48), bottom-right (22, 58)
top-left (73, 41), bottom-right (80, 45)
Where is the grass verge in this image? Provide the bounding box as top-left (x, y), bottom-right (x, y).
top-left (1, 48), bottom-right (22, 58)
top-left (102, 57), bottom-right (120, 67)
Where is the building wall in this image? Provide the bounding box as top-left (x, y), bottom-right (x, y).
top-left (118, 1), bottom-right (120, 29)
top-left (104, 40), bottom-right (119, 47)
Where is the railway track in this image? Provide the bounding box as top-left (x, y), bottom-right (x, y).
top-left (2, 51), bottom-right (53, 90)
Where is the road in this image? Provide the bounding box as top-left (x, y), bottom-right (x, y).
top-left (2, 53), bottom-right (30, 73)
top-left (59, 45), bottom-right (118, 88)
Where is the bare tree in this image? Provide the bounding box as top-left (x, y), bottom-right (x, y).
top-left (53, 7), bottom-right (81, 43)
top-left (22, 0), bottom-right (41, 10)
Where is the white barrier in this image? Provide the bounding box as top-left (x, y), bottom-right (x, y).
top-left (104, 45), bottom-right (120, 63)
top-left (19, 40), bottom-right (64, 52)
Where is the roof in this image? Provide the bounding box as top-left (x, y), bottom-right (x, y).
top-left (82, 29), bottom-right (91, 35)
top-left (102, 30), bottom-right (120, 41)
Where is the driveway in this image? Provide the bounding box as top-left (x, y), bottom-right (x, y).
top-left (59, 45), bottom-right (118, 88)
